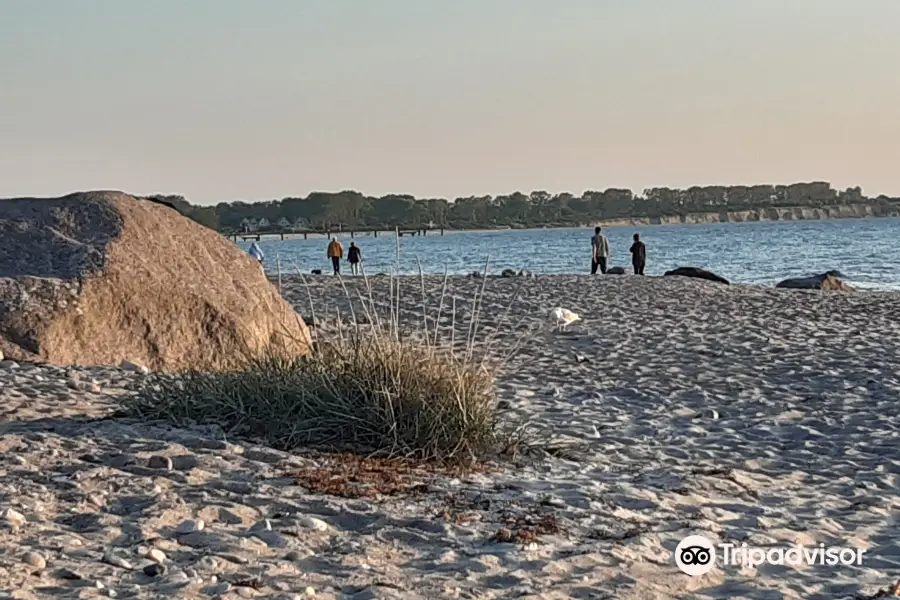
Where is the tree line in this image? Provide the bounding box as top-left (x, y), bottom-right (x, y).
top-left (146, 182), bottom-right (900, 232)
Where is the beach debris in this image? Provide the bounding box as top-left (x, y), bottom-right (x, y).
top-left (550, 307), bottom-right (580, 330)
top-left (663, 266), bottom-right (730, 285)
top-left (857, 580), bottom-right (900, 598)
top-left (606, 266), bottom-right (627, 275)
top-left (286, 453), bottom-right (479, 499)
top-left (501, 269), bottom-right (517, 277)
top-left (490, 510), bottom-right (563, 545)
top-left (574, 353), bottom-right (588, 363)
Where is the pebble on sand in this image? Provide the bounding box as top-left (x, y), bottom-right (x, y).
top-left (119, 360), bottom-right (150, 374)
top-left (298, 516), bottom-right (330, 532)
top-left (143, 563), bottom-right (166, 577)
top-left (23, 552), bottom-right (46, 570)
top-left (147, 455), bottom-right (173, 470)
top-left (3, 508), bottom-right (26, 528)
top-left (147, 548), bottom-right (167, 564)
top-left (175, 519), bottom-right (205, 534)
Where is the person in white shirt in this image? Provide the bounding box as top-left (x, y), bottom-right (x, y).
top-left (591, 227), bottom-right (609, 274)
top-left (248, 242), bottom-right (264, 265)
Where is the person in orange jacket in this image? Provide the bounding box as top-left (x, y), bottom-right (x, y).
top-left (326, 237), bottom-right (344, 275)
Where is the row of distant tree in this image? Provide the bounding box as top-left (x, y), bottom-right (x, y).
top-left (147, 182), bottom-right (900, 232)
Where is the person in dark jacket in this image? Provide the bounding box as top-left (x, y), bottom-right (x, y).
top-left (347, 242), bottom-right (362, 275)
top-left (629, 233), bottom-right (646, 275)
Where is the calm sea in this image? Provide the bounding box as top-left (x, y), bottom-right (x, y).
top-left (238, 218), bottom-right (900, 290)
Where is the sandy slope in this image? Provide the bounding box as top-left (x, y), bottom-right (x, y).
top-left (1, 274), bottom-right (899, 599)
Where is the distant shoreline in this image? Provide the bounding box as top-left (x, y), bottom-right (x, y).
top-left (271, 272), bottom-right (900, 291)
top-left (230, 204), bottom-right (898, 240)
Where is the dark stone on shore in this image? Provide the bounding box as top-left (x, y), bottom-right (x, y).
top-left (501, 269), bottom-right (517, 278)
top-left (310, 269), bottom-right (323, 275)
top-left (470, 271), bottom-right (484, 278)
top-left (663, 267), bottom-right (730, 285)
top-left (776, 271), bottom-right (853, 291)
top-left (143, 563), bottom-right (166, 577)
top-left (606, 266), bottom-right (626, 275)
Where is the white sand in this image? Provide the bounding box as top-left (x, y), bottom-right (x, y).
top-left (2, 274), bottom-right (899, 599)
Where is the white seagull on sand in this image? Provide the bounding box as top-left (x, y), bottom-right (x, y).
top-left (550, 307), bottom-right (581, 330)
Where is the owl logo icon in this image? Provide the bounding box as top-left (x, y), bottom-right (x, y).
top-left (675, 535), bottom-right (716, 576)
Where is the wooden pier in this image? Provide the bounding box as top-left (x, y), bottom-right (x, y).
top-left (229, 225), bottom-right (444, 242)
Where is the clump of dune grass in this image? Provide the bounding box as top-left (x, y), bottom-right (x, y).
top-left (124, 261), bottom-right (528, 463)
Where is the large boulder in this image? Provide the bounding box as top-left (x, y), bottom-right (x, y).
top-left (0, 191), bottom-right (311, 371)
top-left (663, 267), bottom-right (730, 285)
top-left (776, 271), bottom-right (854, 291)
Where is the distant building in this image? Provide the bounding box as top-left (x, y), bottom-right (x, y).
top-left (257, 217), bottom-right (270, 229)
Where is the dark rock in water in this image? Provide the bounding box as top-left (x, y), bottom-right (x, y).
top-left (470, 271), bottom-right (484, 279)
top-left (776, 272), bottom-right (854, 291)
top-left (663, 267), bottom-right (730, 285)
top-left (606, 266), bottom-right (626, 275)
top-left (310, 269), bottom-right (323, 275)
top-left (500, 269), bottom-right (517, 278)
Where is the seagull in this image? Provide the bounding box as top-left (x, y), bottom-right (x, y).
top-left (550, 307), bottom-right (581, 330)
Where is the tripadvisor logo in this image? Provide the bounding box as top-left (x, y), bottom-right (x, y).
top-left (675, 535), bottom-right (716, 576)
top-left (674, 534), bottom-right (866, 576)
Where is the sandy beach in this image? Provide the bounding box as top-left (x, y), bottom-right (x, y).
top-left (2, 274), bottom-right (899, 599)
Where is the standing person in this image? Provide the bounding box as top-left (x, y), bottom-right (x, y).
top-left (248, 241), bottom-right (264, 266)
top-left (629, 233), bottom-right (646, 275)
top-left (591, 226), bottom-right (609, 274)
top-left (326, 236), bottom-right (343, 275)
top-left (347, 241), bottom-right (362, 275)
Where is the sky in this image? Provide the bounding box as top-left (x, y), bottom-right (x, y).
top-left (1, 0), bottom-right (899, 205)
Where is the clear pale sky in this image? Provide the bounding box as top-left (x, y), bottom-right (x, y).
top-left (2, 0), bottom-right (899, 205)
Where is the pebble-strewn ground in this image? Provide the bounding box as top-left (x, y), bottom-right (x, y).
top-left (2, 274), bottom-right (899, 599)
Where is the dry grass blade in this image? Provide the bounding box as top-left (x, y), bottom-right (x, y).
top-left (433, 269), bottom-right (449, 346)
top-left (291, 260), bottom-right (317, 331)
top-left (465, 260), bottom-right (490, 362)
